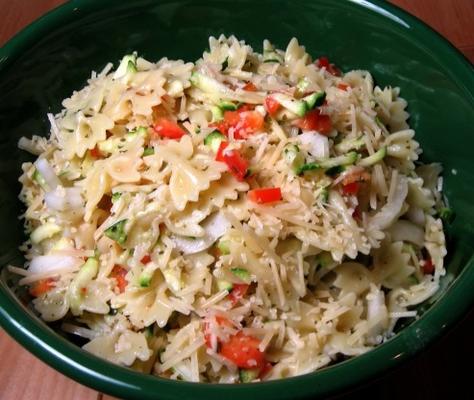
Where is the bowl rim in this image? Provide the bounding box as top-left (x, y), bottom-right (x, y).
top-left (0, 1), bottom-right (473, 399)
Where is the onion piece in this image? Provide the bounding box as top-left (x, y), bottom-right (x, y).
top-left (388, 220), bottom-right (425, 247)
top-left (28, 255), bottom-right (82, 274)
top-left (34, 158), bottom-right (60, 190)
top-left (366, 285), bottom-right (389, 339)
top-left (172, 212), bottom-right (231, 255)
top-left (367, 175), bottom-right (408, 232)
top-left (298, 131), bottom-right (329, 159)
top-left (44, 186), bottom-right (83, 211)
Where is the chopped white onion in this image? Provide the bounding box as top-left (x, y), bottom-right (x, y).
top-left (405, 206), bottom-right (425, 227)
top-left (34, 158), bottom-right (60, 190)
top-left (18, 137), bottom-right (42, 155)
top-left (29, 255), bottom-right (82, 274)
top-left (298, 131), bottom-right (329, 159)
top-left (368, 176), bottom-right (408, 232)
top-left (45, 186), bottom-right (83, 211)
top-left (366, 285), bottom-right (388, 339)
top-left (388, 220), bottom-right (425, 247)
top-left (172, 212), bottom-right (231, 254)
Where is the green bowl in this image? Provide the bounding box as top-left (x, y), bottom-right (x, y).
top-left (0, 1), bottom-right (473, 399)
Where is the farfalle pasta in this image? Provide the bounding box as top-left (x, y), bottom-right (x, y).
top-left (13, 36), bottom-right (449, 383)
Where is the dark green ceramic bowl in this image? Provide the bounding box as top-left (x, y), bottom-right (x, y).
top-left (0, 1), bottom-right (473, 399)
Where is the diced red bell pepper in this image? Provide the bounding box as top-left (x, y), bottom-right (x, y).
top-left (243, 82), bottom-right (258, 92)
top-left (110, 265), bottom-right (128, 293)
top-left (220, 331), bottom-right (265, 369)
top-left (342, 181), bottom-right (360, 196)
top-left (210, 120), bottom-right (229, 136)
top-left (216, 142), bottom-right (249, 181)
top-left (226, 110), bottom-right (264, 139)
top-left (337, 83), bottom-right (350, 91)
top-left (229, 284), bottom-right (250, 306)
top-left (316, 56), bottom-right (341, 76)
top-left (422, 258), bottom-right (434, 274)
top-left (211, 105), bottom-right (262, 139)
top-left (140, 254), bottom-right (151, 264)
top-left (204, 315), bottom-right (232, 348)
top-left (264, 95), bottom-right (281, 116)
top-left (29, 278), bottom-right (55, 297)
top-left (341, 170), bottom-right (371, 186)
top-left (317, 56), bottom-right (330, 69)
top-left (259, 361), bottom-right (273, 379)
top-left (294, 109), bottom-right (332, 134)
top-left (248, 187), bottom-right (282, 204)
top-left (152, 118), bottom-right (186, 139)
top-left (90, 146), bottom-right (103, 159)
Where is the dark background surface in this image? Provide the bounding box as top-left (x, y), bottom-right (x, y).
top-left (0, 1), bottom-right (472, 399)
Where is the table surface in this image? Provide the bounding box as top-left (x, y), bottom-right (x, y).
top-left (0, 1), bottom-right (473, 399)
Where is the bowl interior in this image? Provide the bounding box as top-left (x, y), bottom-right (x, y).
top-left (0, 1), bottom-right (473, 399)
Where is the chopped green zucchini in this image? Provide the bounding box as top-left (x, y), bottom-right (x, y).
top-left (139, 273), bottom-right (152, 288)
top-left (315, 252), bottom-right (333, 269)
top-left (302, 91), bottom-right (326, 110)
top-left (127, 60), bottom-right (137, 74)
top-left (143, 325), bottom-right (154, 339)
top-left (143, 147), bottom-right (154, 156)
top-left (283, 144), bottom-right (304, 173)
top-left (190, 72), bottom-right (228, 97)
top-left (297, 150), bottom-right (357, 175)
top-left (218, 100), bottom-right (239, 111)
top-left (217, 279), bottom-right (233, 292)
top-left (437, 206), bottom-right (455, 224)
top-left (263, 40), bottom-right (283, 63)
top-left (97, 138), bottom-right (118, 154)
top-left (69, 257), bottom-right (99, 316)
top-left (111, 192), bottom-right (122, 203)
top-left (98, 132), bottom-right (142, 154)
top-left (231, 267), bottom-right (251, 282)
top-left (217, 239), bottom-right (231, 255)
top-left (244, 168), bottom-right (254, 178)
top-left (325, 165), bottom-right (345, 177)
top-left (335, 137), bottom-right (366, 153)
top-left (375, 116), bottom-right (384, 127)
top-left (128, 126), bottom-right (148, 139)
top-left (32, 169), bottom-right (48, 191)
top-left (271, 93), bottom-right (307, 117)
top-left (402, 243), bottom-right (414, 253)
top-left (104, 219), bottom-right (128, 245)
top-left (162, 268), bottom-right (182, 292)
top-left (204, 131), bottom-right (226, 153)
top-left (319, 152), bottom-right (358, 169)
top-left (295, 78), bottom-right (310, 96)
top-left (211, 105), bottom-right (224, 122)
top-left (296, 162), bottom-right (321, 175)
top-left (357, 147), bottom-right (386, 167)
top-left (114, 53), bottom-right (137, 79)
top-left (239, 368), bottom-right (260, 383)
top-left (319, 187), bottom-right (329, 204)
top-left (30, 223), bottom-right (61, 244)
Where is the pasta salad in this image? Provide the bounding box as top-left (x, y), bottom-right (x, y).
top-left (12, 36), bottom-right (448, 383)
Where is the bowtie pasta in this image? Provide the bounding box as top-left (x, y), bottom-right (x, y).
top-left (12, 35), bottom-right (449, 383)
